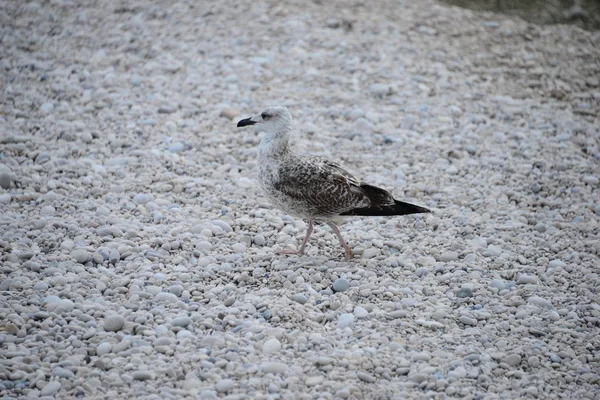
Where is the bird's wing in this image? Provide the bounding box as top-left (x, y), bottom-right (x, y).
top-left (274, 155), bottom-right (377, 217)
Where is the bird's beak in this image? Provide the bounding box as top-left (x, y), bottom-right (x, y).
top-left (237, 117), bottom-right (256, 127)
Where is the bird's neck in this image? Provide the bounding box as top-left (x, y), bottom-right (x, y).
top-left (258, 131), bottom-right (291, 159)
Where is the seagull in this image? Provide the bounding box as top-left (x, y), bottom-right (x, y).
top-left (237, 106), bottom-right (430, 260)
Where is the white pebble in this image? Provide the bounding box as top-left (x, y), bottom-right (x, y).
top-left (262, 338), bottom-right (282, 354)
top-left (337, 313), bottom-right (354, 329)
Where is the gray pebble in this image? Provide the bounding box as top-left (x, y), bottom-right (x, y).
top-left (40, 381), bottom-right (61, 396)
top-left (517, 274), bottom-right (538, 284)
top-left (104, 314), bottom-right (125, 332)
top-left (215, 379), bottom-right (234, 393)
top-left (171, 317), bottom-right (191, 327)
top-left (108, 249), bottom-right (120, 264)
top-left (438, 251), bottom-right (459, 262)
top-left (503, 354), bottom-right (522, 367)
top-left (357, 371), bottom-right (376, 383)
top-left (0, 171), bottom-right (11, 189)
top-left (132, 371), bottom-right (154, 381)
top-left (456, 288), bottom-right (474, 298)
top-left (291, 294), bottom-right (308, 304)
top-left (71, 249), bottom-right (90, 264)
top-left (332, 278), bottom-right (350, 292)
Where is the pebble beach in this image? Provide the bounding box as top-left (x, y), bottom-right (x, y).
top-left (1, 0), bottom-right (599, 399)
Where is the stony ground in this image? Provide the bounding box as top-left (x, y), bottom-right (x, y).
top-left (1, 0), bottom-right (599, 399)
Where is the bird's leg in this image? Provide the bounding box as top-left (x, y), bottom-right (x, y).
top-left (278, 220), bottom-right (314, 256)
top-left (297, 220), bottom-right (314, 255)
top-left (327, 222), bottom-right (353, 260)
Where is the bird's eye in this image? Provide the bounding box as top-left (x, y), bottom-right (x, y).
top-left (261, 113), bottom-right (270, 120)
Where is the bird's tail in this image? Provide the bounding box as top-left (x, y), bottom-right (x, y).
top-left (341, 184), bottom-right (430, 216)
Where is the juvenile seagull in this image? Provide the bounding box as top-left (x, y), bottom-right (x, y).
top-left (237, 106), bottom-right (430, 260)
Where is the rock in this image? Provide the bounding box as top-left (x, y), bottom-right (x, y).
top-left (133, 193), bottom-right (152, 205)
top-left (332, 278), bottom-right (350, 292)
top-left (438, 251), bottom-right (459, 262)
top-left (220, 107), bottom-right (239, 120)
top-left (104, 315), bottom-right (125, 332)
top-left (354, 306), bottom-right (368, 318)
top-left (155, 292), bottom-right (179, 302)
top-left (517, 274), bottom-right (538, 284)
top-left (528, 296), bottom-right (552, 308)
top-left (96, 342), bottom-right (112, 355)
top-left (460, 316), bottom-right (477, 326)
top-left (108, 249), bottom-right (120, 264)
top-left (0, 170), bottom-right (11, 189)
top-left (215, 379), bottom-right (234, 393)
top-left (362, 248), bottom-right (380, 259)
top-left (370, 83), bottom-right (392, 96)
top-left (456, 287), bottom-right (473, 298)
top-left (260, 362), bottom-right (288, 374)
top-left (40, 205), bottom-right (56, 216)
top-left (490, 279), bottom-right (506, 290)
top-left (503, 354), bottom-right (522, 367)
top-left (337, 313), bottom-right (354, 329)
top-left (171, 316), bottom-right (191, 327)
top-left (306, 376), bottom-right (324, 386)
top-left (357, 371), bottom-right (376, 383)
top-left (132, 371), bottom-right (154, 381)
top-left (291, 294), bottom-right (307, 304)
top-left (71, 249), bottom-right (90, 264)
top-left (40, 381), bottom-right (61, 396)
top-left (0, 193), bottom-right (10, 203)
top-left (53, 367), bottom-right (75, 378)
top-left (262, 338), bottom-right (282, 354)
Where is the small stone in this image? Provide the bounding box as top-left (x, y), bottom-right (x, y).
top-left (260, 362), bottom-right (288, 374)
top-left (80, 131), bottom-right (93, 143)
top-left (71, 249), bottom-right (90, 264)
top-left (215, 379), bottom-right (234, 393)
top-left (357, 371), bottom-right (376, 383)
top-left (132, 371), bottom-right (154, 381)
top-left (40, 205), bottom-right (56, 216)
top-left (354, 306), bottom-right (368, 318)
top-left (40, 381), bottom-right (61, 396)
top-left (291, 294), bottom-right (307, 304)
top-left (253, 234), bottom-right (266, 246)
top-left (263, 338), bottom-right (282, 354)
top-left (535, 223), bottom-right (547, 233)
top-left (362, 248), bottom-right (380, 259)
top-left (528, 296), bottom-right (552, 308)
top-left (0, 171), bottom-right (11, 189)
top-left (460, 316), bottom-right (478, 326)
top-left (370, 83), bottom-right (392, 96)
top-left (337, 313), bottom-right (354, 329)
top-left (232, 242), bottom-right (246, 253)
top-left (220, 107), bottom-right (239, 120)
top-left (171, 317), bottom-right (191, 327)
top-left (196, 241), bottom-right (212, 252)
top-left (108, 249), bottom-right (120, 264)
top-left (490, 279), bottom-right (506, 290)
top-left (40, 102), bottom-right (54, 113)
top-left (0, 193), bottom-right (11, 203)
top-left (332, 278), bottom-right (350, 292)
top-left (155, 292), bottom-right (178, 302)
top-left (438, 251), bottom-right (458, 262)
top-left (104, 315), bottom-right (125, 332)
top-left (133, 193), bottom-right (152, 205)
top-left (528, 356), bottom-right (540, 367)
top-left (305, 376), bottom-right (324, 386)
top-left (96, 342), bottom-right (112, 355)
top-left (53, 367), bottom-right (75, 378)
top-left (503, 354), bottom-right (522, 367)
top-left (455, 288), bottom-right (473, 298)
top-left (517, 274), bottom-right (538, 284)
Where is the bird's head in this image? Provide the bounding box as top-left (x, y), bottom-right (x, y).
top-left (237, 106), bottom-right (293, 138)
